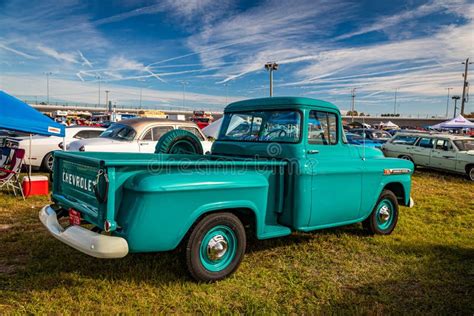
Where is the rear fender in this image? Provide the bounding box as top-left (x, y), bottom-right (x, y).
top-left (177, 200), bottom-right (261, 245)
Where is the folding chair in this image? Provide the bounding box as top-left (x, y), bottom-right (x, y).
top-left (0, 147), bottom-right (13, 167)
top-left (0, 148), bottom-right (25, 199)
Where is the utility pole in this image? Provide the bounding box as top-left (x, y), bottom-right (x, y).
top-left (445, 87), bottom-right (453, 118)
top-left (224, 83), bottom-right (229, 105)
top-left (264, 62), bottom-right (279, 97)
top-left (180, 81), bottom-right (189, 109)
top-left (105, 90), bottom-right (110, 112)
top-left (45, 72), bottom-right (52, 104)
top-left (139, 87), bottom-right (142, 108)
top-left (452, 95), bottom-right (460, 117)
top-left (96, 75), bottom-right (101, 108)
top-left (351, 88), bottom-right (356, 122)
top-left (393, 88), bottom-right (398, 115)
top-left (461, 58), bottom-right (472, 116)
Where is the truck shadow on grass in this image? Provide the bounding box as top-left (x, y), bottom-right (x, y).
top-left (16, 223), bottom-right (372, 287)
top-left (6, 231), bottom-right (472, 313)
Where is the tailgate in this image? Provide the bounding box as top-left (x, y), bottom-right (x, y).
top-left (52, 151), bottom-right (109, 229)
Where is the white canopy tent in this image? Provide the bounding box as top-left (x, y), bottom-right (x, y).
top-left (379, 121), bottom-right (399, 129)
top-left (431, 115), bottom-right (474, 129)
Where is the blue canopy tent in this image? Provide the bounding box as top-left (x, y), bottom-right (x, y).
top-left (0, 91), bottom-right (65, 180)
top-left (0, 91), bottom-right (64, 137)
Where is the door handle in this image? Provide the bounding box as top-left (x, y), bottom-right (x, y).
top-left (307, 150), bottom-right (319, 154)
top-left (140, 143), bottom-right (149, 146)
top-left (442, 155), bottom-right (453, 158)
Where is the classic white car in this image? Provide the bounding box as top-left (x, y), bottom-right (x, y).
top-left (67, 118), bottom-right (213, 154)
top-left (18, 126), bottom-right (105, 171)
top-left (382, 132), bottom-right (474, 180)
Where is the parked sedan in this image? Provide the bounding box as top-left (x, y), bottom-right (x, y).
top-left (382, 132), bottom-right (474, 180)
top-left (345, 133), bottom-right (382, 149)
top-left (350, 129), bottom-right (392, 143)
top-left (18, 126), bottom-right (105, 171)
top-left (68, 118), bottom-right (213, 154)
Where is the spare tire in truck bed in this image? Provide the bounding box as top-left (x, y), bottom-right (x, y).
top-left (155, 129), bottom-right (204, 155)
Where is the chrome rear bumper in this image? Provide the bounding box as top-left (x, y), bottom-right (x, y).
top-left (39, 205), bottom-right (128, 259)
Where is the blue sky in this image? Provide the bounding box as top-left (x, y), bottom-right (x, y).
top-left (0, 0), bottom-right (473, 116)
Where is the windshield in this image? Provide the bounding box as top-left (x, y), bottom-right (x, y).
top-left (371, 131), bottom-right (391, 139)
top-left (220, 110), bottom-right (301, 143)
top-left (454, 139), bottom-right (474, 151)
top-left (99, 124), bottom-right (137, 141)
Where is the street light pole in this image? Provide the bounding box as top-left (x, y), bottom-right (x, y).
top-left (452, 95), bottom-right (461, 117)
top-left (445, 87), bottom-right (453, 118)
top-left (139, 87), bottom-right (142, 108)
top-left (461, 58), bottom-right (472, 116)
top-left (95, 75), bottom-right (101, 108)
top-left (45, 72), bottom-right (52, 104)
top-left (264, 62), bottom-right (279, 97)
top-left (105, 90), bottom-right (110, 112)
top-left (180, 81), bottom-right (189, 109)
top-left (393, 88), bottom-right (398, 115)
top-left (224, 83), bottom-right (229, 105)
top-left (351, 88), bottom-right (356, 122)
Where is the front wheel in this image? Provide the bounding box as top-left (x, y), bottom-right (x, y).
top-left (185, 213), bottom-right (246, 282)
top-left (363, 190), bottom-right (399, 235)
top-left (467, 166), bottom-right (474, 181)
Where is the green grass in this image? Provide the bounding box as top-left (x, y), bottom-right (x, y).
top-left (1, 170), bottom-right (473, 314)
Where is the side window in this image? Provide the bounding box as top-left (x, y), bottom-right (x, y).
top-left (308, 111), bottom-right (338, 145)
top-left (435, 139), bottom-right (451, 151)
top-left (391, 135), bottom-right (417, 145)
top-left (152, 126), bottom-right (173, 141)
top-left (180, 127), bottom-right (205, 141)
top-left (73, 130), bottom-right (91, 139)
top-left (141, 129), bottom-right (153, 141)
top-left (88, 130), bottom-right (103, 138)
top-left (417, 137), bottom-right (434, 149)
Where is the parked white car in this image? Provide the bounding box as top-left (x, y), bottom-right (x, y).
top-left (68, 118), bottom-right (212, 154)
top-left (18, 126), bottom-right (105, 171)
top-left (382, 132), bottom-right (474, 180)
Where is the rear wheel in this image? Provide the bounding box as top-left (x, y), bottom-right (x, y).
top-left (185, 213), bottom-right (246, 282)
top-left (363, 190), bottom-right (399, 235)
top-left (467, 166), bottom-right (474, 181)
top-left (41, 152), bottom-right (54, 172)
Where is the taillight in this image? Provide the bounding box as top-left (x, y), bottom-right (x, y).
top-left (104, 220), bottom-right (111, 232)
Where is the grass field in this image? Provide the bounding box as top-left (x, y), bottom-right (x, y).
top-left (1, 170), bottom-right (473, 314)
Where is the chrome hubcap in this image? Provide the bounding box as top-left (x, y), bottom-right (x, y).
top-left (379, 205), bottom-right (391, 223)
top-left (206, 235), bottom-right (228, 261)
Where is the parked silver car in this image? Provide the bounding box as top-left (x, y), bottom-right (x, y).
top-left (382, 132), bottom-right (474, 180)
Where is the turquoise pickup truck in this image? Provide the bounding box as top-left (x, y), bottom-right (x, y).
top-left (40, 97), bottom-right (414, 281)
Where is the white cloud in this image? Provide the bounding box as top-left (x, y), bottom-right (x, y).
top-left (36, 45), bottom-right (78, 64)
top-left (0, 43), bottom-right (37, 59)
top-left (78, 50), bottom-right (93, 68)
top-left (0, 74), bottom-right (241, 108)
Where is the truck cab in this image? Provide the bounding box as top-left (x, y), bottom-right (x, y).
top-left (40, 97), bottom-right (414, 282)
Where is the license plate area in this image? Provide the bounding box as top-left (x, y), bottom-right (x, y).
top-left (69, 208), bottom-right (81, 226)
